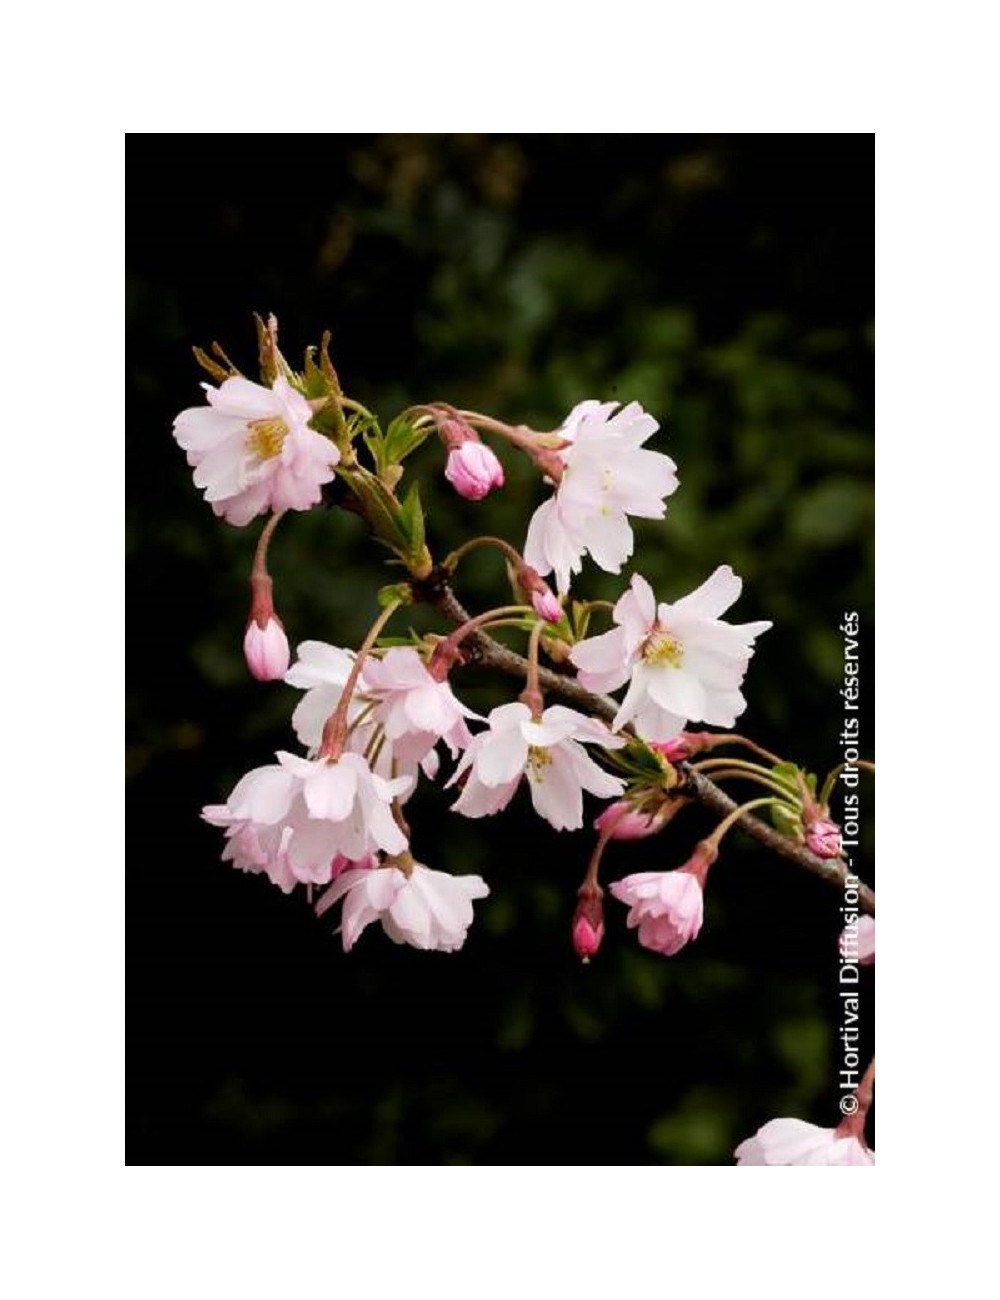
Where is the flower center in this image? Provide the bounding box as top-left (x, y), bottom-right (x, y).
top-left (641, 629), bottom-right (684, 668)
top-left (527, 746), bottom-right (552, 779)
top-left (247, 416), bottom-right (289, 460)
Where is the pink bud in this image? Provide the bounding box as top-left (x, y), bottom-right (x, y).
top-left (444, 440), bottom-right (505, 501)
top-left (593, 800), bottom-right (667, 841)
top-left (650, 732), bottom-right (716, 763)
top-left (805, 818), bottom-right (842, 859)
top-left (243, 616), bottom-right (290, 681)
top-left (572, 915), bottom-right (604, 960)
top-left (531, 587), bottom-right (562, 623)
top-left (572, 884), bottom-right (605, 962)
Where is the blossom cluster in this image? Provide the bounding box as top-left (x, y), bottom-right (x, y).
top-left (171, 325), bottom-right (873, 1165)
top-left (175, 371), bottom-right (784, 960)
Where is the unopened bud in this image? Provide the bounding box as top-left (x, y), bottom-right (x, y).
top-left (805, 817), bottom-right (842, 859)
top-left (651, 732), bottom-right (717, 763)
top-left (245, 572), bottom-right (289, 681)
top-left (440, 419), bottom-right (505, 501)
top-left (594, 799), bottom-right (667, 841)
top-left (572, 884), bottom-right (605, 962)
top-left (244, 616), bottom-right (290, 681)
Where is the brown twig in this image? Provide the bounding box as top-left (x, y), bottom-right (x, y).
top-left (415, 573), bottom-right (875, 918)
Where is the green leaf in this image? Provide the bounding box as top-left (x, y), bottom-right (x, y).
top-left (384, 415), bottom-right (433, 466)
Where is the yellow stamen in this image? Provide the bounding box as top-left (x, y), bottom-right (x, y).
top-left (247, 416), bottom-right (289, 460)
top-left (528, 746), bottom-right (552, 779)
top-left (642, 630), bottom-right (684, 668)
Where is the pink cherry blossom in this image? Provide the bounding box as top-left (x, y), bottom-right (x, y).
top-left (202, 751), bottom-right (413, 888)
top-left (362, 647), bottom-right (479, 765)
top-left (593, 799), bottom-right (670, 841)
top-left (734, 1118), bottom-right (874, 1166)
top-left (840, 915), bottom-right (875, 965)
top-left (571, 569), bottom-right (771, 741)
top-left (444, 439), bottom-right (505, 501)
top-left (448, 702), bottom-right (625, 831)
top-left (805, 817), bottom-right (842, 858)
top-left (609, 867), bottom-right (705, 956)
top-left (243, 616), bottom-right (290, 682)
top-left (523, 400), bottom-right (678, 594)
top-left (173, 375), bottom-right (340, 526)
top-left (316, 861), bottom-right (489, 952)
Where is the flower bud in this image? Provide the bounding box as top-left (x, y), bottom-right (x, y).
top-left (650, 732), bottom-right (716, 763)
top-left (805, 817), bottom-right (842, 859)
top-left (572, 884), bottom-right (605, 962)
top-left (594, 799), bottom-right (667, 841)
top-left (441, 420), bottom-right (505, 500)
top-left (531, 587), bottom-right (562, 623)
top-left (244, 616), bottom-right (290, 681)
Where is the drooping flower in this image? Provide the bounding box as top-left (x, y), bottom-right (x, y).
top-left (362, 647), bottom-right (479, 765)
top-left (523, 401), bottom-right (678, 594)
top-left (609, 866), bottom-right (706, 956)
top-left (173, 375), bottom-right (340, 526)
top-left (442, 422), bottom-right (505, 501)
top-left (448, 702), bottom-right (625, 831)
top-left (202, 752), bottom-right (413, 888)
top-left (316, 859), bottom-right (489, 952)
top-left (571, 569), bottom-right (772, 741)
top-left (840, 915), bottom-right (875, 965)
top-left (734, 1118), bottom-right (874, 1166)
top-left (243, 616), bottom-right (290, 682)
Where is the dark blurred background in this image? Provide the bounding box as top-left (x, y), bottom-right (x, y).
top-left (127, 134), bottom-right (873, 1164)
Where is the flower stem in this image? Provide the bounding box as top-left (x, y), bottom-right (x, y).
top-left (583, 808), bottom-right (631, 889)
top-left (428, 604), bottom-right (535, 679)
top-left (521, 619), bottom-right (546, 717)
top-left (819, 760), bottom-right (875, 809)
top-left (251, 510), bottom-right (286, 581)
top-left (692, 767), bottom-right (802, 805)
top-left (456, 410), bottom-right (565, 481)
top-left (693, 756), bottom-right (800, 795)
top-left (725, 734), bottom-right (785, 766)
top-left (319, 600), bottom-right (403, 760)
top-left (335, 394), bottom-right (378, 422)
top-left (442, 535), bottom-right (525, 572)
top-left (704, 796), bottom-right (782, 851)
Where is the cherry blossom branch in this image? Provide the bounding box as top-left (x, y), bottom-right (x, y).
top-left (413, 571), bottom-right (875, 918)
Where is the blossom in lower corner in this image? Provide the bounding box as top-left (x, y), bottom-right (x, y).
top-left (523, 400), bottom-right (678, 594)
top-left (734, 1118), bottom-right (874, 1166)
top-left (316, 859), bottom-right (489, 952)
top-left (447, 702), bottom-right (625, 831)
top-left (570, 569), bottom-right (772, 741)
top-left (173, 375), bottom-right (340, 526)
top-left (202, 751), bottom-right (413, 889)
